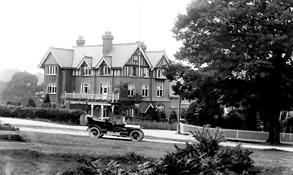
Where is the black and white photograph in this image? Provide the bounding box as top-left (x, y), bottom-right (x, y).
top-left (0, 0), bottom-right (293, 174)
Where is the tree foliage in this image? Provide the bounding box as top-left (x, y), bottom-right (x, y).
top-left (26, 98), bottom-right (36, 107)
top-left (1, 72), bottom-right (39, 105)
top-left (171, 0), bottom-right (293, 144)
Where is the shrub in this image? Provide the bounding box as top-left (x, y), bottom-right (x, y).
top-left (26, 98), bottom-right (36, 107)
top-left (59, 128), bottom-right (258, 175)
top-left (127, 119), bottom-right (177, 130)
top-left (0, 105), bottom-right (84, 125)
top-left (153, 128), bottom-right (258, 175)
top-left (168, 111), bottom-right (177, 123)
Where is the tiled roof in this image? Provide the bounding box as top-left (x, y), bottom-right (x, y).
top-left (40, 47), bottom-right (73, 68)
top-left (146, 50), bottom-right (166, 68)
top-left (107, 43), bottom-right (139, 67)
top-left (72, 45), bottom-right (103, 67)
top-left (40, 41), bottom-right (167, 69)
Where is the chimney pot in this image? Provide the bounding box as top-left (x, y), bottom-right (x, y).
top-left (76, 35), bottom-right (85, 46)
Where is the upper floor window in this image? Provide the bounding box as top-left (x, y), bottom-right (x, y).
top-left (101, 66), bottom-right (111, 75)
top-left (156, 69), bottom-right (165, 78)
top-left (81, 83), bottom-right (89, 93)
top-left (142, 85), bottom-right (149, 97)
top-left (47, 83), bottom-right (56, 94)
top-left (142, 68), bottom-right (149, 77)
top-left (156, 83), bottom-right (164, 97)
top-left (113, 69), bottom-right (121, 76)
top-left (46, 65), bottom-right (57, 75)
top-left (132, 67), bottom-right (137, 76)
top-left (81, 66), bottom-right (92, 76)
top-left (133, 56), bottom-right (139, 64)
top-left (128, 84), bottom-right (135, 97)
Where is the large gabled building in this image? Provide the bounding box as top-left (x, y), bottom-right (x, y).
top-left (39, 32), bottom-right (189, 119)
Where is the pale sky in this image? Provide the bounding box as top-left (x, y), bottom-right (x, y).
top-left (0, 0), bottom-right (191, 74)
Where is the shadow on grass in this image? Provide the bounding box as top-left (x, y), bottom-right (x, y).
top-left (0, 133), bottom-right (27, 142)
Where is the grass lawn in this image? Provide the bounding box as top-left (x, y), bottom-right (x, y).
top-left (0, 131), bottom-right (293, 175)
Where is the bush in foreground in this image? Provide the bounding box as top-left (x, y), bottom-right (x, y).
top-left (59, 128), bottom-right (259, 175)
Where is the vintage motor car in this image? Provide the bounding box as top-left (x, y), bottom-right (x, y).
top-left (86, 115), bottom-right (144, 141)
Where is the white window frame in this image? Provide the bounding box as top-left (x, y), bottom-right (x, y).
top-left (156, 83), bottom-right (164, 97)
top-left (81, 83), bottom-right (89, 94)
top-left (156, 68), bottom-right (166, 78)
top-left (103, 66), bottom-right (111, 75)
top-left (128, 84), bottom-right (135, 97)
top-left (142, 85), bottom-right (149, 97)
top-left (114, 69), bottom-right (120, 76)
top-left (143, 68), bottom-right (149, 77)
top-left (99, 83), bottom-right (109, 95)
top-left (47, 65), bottom-right (57, 75)
top-left (81, 66), bottom-right (91, 76)
top-left (47, 83), bottom-right (56, 94)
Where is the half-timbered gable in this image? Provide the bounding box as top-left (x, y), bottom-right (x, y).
top-left (123, 48), bottom-right (151, 77)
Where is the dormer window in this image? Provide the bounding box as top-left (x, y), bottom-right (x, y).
top-left (81, 65), bottom-right (91, 76)
top-left (102, 66), bottom-right (111, 75)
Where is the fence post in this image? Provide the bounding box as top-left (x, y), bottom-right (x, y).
top-left (236, 130), bottom-right (239, 140)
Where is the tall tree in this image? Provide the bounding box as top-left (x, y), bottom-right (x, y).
top-left (1, 72), bottom-right (38, 105)
top-left (173, 0), bottom-right (293, 144)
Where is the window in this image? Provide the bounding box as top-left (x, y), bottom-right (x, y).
top-left (128, 84), bottom-right (135, 97)
top-left (103, 66), bottom-right (111, 75)
top-left (156, 83), bottom-right (164, 97)
top-left (128, 66), bottom-right (132, 76)
top-left (47, 83), bottom-right (56, 94)
top-left (81, 83), bottom-right (89, 93)
top-left (132, 67), bottom-right (136, 76)
top-left (46, 65), bottom-right (57, 75)
top-left (113, 69), bottom-right (120, 76)
top-left (80, 66), bottom-right (91, 76)
top-left (156, 69), bottom-right (166, 78)
top-left (143, 68), bottom-right (149, 77)
top-left (142, 85), bottom-right (149, 97)
top-left (133, 56), bottom-right (138, 64)
top-left (99, 83), bottom-right (108, 94)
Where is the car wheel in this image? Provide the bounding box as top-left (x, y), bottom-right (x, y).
top-left (89, 127), bottom-right (103, 138)
top-left (130, 130), bottom-right (144, 142)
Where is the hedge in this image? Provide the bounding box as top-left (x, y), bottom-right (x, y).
top-left (0, 105), bottom-right (84, 125)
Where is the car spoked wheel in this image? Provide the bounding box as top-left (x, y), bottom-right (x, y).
top-left (130, 130), bottom-right (144, 141)
top-left (89, 127), bottom-right (102, 138)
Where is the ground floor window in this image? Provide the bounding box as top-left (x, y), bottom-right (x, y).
top-left (47, 83), bottom-right (56, 94)
top-left (126, 107), bottom-right (134, 117)
top-left (128, 84), bottom-right (135, 97)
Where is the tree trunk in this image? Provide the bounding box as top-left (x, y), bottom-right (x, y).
top-left (266, 110), bottom-right (281, 145)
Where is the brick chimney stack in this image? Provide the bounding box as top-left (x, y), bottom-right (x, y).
top-left (102, 31), bottom-right (113, 55)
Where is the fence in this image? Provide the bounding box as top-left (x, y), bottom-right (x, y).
top-left (180, 123), bottom-right (293, 144)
